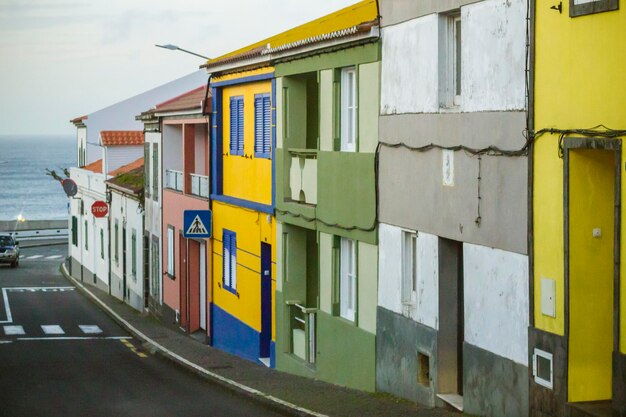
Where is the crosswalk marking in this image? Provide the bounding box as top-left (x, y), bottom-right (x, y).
top-left (44, 255), bottom-right (63, 260)
top-left (26, 255), bottom-right (43, 259)
top-left (79, 325), bottom-right (102, 334)
top-left (3, 325), bottom-right (25, 335)
top-left (41, 325), bottom-right (64, 335)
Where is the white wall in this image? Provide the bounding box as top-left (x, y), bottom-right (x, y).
top-left (104, 145), bottom-right (143, 174)
top-left (163, 125), bottom-right (183, 172)
top-left (380, 0), bottom-right (526, 115)
top-left (378, 223), bottom-right (439, 330)
top-left (463, 242), bottom-right (528, 365)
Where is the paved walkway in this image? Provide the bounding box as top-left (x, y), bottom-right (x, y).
top-left (60, 262), bottom-right (459, 417)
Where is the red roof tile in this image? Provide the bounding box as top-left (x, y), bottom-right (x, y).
top-left (83, 159), bottom-right (103, 173)
top-left (101, 131), bottom-right (144, 146)
top-left (70, 115), bottom-right (88, 123)
top-left (108, 157), bottom-right (144, 176)
top-left (154, 85), bottom-right (209, 113)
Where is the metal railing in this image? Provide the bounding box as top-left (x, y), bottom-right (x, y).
top-left (190, 173), bottom-right (209, 198)
top-left (286, 300), bottom-right (317, 365)
top-left (165, 169), bottom-right (183, 192)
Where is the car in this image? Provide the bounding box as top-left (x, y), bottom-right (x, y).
top-left (0, 234), bottom-right (20, 268)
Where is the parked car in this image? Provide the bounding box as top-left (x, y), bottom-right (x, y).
top-left (0, 234), bottom-right (19, 268)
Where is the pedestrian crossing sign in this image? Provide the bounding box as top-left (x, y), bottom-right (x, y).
top-left (183, 210), bottom-right (212, 238)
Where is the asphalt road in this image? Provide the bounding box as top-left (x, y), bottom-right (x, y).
top-left (0, 244), bottom-right (287, 417)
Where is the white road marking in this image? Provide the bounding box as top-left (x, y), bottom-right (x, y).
top-left (0, 340), bottom-right (12, 344)
top-left (3, 325), bottom-right (25, 335)
top-left (79, 325), bottom-right (102, 334)
top-left (1, 288), bottom-right (12, 323)
top-left (41, 325), bottom-right (64, 335)
top-left (0, 287), bottom-right (75, 324)
top-left (17, 336), bottom-right (131, 341)
top-left (45, 255), bottom-right (63, 260)
top-left (25, 255), bottom-right (43, 259)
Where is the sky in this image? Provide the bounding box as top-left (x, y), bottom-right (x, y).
top-left (0, 0), bottom-right (358, 136)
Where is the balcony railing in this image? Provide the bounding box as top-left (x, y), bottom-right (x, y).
top-left (190, 173), bottom-right (209, 198)
top-left (286, 300), bottom-right (317, 365)
top-left (165, 169), bottom-right (183, 192)
top-left (288, 149), bottom-right (317, 205)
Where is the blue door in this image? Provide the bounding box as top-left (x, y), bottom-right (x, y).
top-left (260, 242), bottom-right (272, 359)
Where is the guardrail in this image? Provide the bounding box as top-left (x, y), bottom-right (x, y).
top-left (190, 173), bottom-right (209, 198)
top-left (0, 220), bottom-right (68, 242)
top-left (165, 169), bottom-right (183, 192)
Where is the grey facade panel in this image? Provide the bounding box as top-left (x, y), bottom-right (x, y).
top-left (376, 306), bottom-right (438, 406)
top-left (463, 342), bottom-right (529, 417)
top-left (110, 272), bottom-right (123, 301)
top-left (380, 0), bottom-right (489, 28)
top-left (378, 144), bottom-right (528, 254)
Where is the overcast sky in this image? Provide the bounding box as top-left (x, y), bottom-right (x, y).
top-left (0, 0), bottom-right (358, 136)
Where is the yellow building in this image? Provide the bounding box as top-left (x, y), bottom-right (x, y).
top-left (531, 1), bottom-right (626, 415)
top-left (208, 67), bottom-right (277, 365)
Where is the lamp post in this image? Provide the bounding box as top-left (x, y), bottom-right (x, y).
top-left (155, 44), bottom-right (210, 60)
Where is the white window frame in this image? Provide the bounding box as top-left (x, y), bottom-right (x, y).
top-left (167, 226), bottom-right (175, 277)
top-left (440, 13), bottom-right (462, 108)
top-left (340, 67), bottom-right (357, 152)
top-left (532, 348), bottom-right (554, 389)
top-left (340, 237), bottom-right (357, 322)
top-left (402, 231), bottom-right (418, 306)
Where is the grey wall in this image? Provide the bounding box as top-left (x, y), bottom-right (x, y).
top-left (378, 112), bottom-right (527, 255)
top-left (380, 0), bottom-right (483, 27)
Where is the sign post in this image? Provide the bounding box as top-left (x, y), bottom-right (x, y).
top-left (183, 210), bottom-right (212, 239)
top-left (91, 201), bottom-right (109, 218)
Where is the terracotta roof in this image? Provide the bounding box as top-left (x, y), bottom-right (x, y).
top-left (100, 131), bottom-right (144, 146)
top-left (108, 157), bottom-right (144, 176)
top-left (106, 165), bottom-right (144, 195)
top-left (83, 159), bottom-right (103, 174)
top-left (155, 85), bottom-right (210, 113)
top-left (203, 0), bottom-right (378, 70)
top-left (70, 115), bottom-right (88, 123)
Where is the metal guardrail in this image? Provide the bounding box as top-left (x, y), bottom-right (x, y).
top-left (5, 228), bottom-right (68, 241)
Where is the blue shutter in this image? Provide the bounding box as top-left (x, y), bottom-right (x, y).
top-left (254, 96), bottom-right (263, 155)
top-left (263, 95), bottom-right (271, 155)
top-left (223, 231), bottom-right (230, 288)
top-left (229, 97), bottom-right (237, 155)
top-left (230, 232), bottom-right (237, 290)
top-left (237, 98), bottom-right (244, 155)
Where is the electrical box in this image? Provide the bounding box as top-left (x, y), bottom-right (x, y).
top-left (541, 277), bottom-right (556, 318)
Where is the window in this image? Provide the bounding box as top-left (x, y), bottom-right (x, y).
top-left (100, 228), bottom-right (104, 260)
top-left (340, 237), bottom-right (357, 322)
top-left (84, 220), bottom-right (88, 251)
top-left (144, 143), bottom-right (150, 198)
top-left (402, 231), bottom-right (418, 306)
top-left (254, 93), bottom-right (271, 158)
top-left (340, 67), bottom-right (357, 152)
top-left (533, 349), bottom-right (554, 389)
top-left (151, 240), bottom-right (160, 300)
top-left (222, 229), bottom-right (237, 292)
top-left (72, 216), bottom-right (78, 246)
top-left (440, 13), bottom-right (462, 108)
top-left (131, 229), bottom-right (137, 280)
top-left (570, 0), bottom-right (618, 17)
top-left (167, 226), bottom-right (175, 277)
top-left (229, 96), bottom-right (244, 156)
top-left (114, 220), bottom-right (119, 265)
top-left (152, 143), bottom-right (159, 200)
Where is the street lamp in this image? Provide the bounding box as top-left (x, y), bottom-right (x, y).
top-left (155, 44), bottom-right (210, 60)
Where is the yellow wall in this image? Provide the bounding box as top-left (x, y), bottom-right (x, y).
top-left (568, 150), bottom-right (614, 401)
top-left (221, 79), bottom-right (273, 205)
top-left (212, 201), bottom-right (276, 338)
top-left (534, 1), bottom-right (626, 353)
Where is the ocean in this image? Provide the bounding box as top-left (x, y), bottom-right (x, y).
top-left (0, 134), bottom-right (75, 221)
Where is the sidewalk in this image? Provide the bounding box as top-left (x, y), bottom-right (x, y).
top-left (60, 262), bottom-right (459, 417)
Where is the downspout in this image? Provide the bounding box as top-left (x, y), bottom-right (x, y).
top-left (203, 72), bottom-right (214, 343)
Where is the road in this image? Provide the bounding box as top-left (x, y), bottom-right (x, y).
top-left (0, 244), bottom-right (287, 417)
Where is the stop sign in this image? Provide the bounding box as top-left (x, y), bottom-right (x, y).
top-left (91, 201), bottom-right (109, 218)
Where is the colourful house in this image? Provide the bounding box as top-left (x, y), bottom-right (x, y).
top-left (204, 61), bottom-right (276, 366)
top-left (531, 1), bottom-right (626, 416)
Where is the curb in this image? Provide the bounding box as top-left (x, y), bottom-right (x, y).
top-left (59, 262), bottom-right (327, 417)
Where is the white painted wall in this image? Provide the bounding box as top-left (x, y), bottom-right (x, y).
top-left (463, 242), bottom-right (528, 365)
top-left (380, 0), bottom-right (526, 115)
top-left (83, 70), bottom-right (206, 164)
top-left (378, 223), bottom-right (439, 330)
top-left (380, 14), bottom-right (439, 115)
top-left (104, 145), bottom-right (143, 174)
top-left (163, 125), bottom-right (183, 172)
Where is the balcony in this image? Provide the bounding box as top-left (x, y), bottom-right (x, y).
top-left (190, 173), bottom-right (209, 199)
top-left (165, 169), bottom-right (183, 192)
top-left (288, 149), bottom-right (317, 205)
top-left (286, 300), bottom-right (317, 365)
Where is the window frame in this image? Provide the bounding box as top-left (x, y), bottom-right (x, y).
top-left (229, 96), bottom-right (245, 156)
top-left (440, 12), bottom-right (462, 109)
top-left (84, 220), bottom-right (88, 251)
top-left (152, 143), bottom-right (159, 201)
top-left (131, 229), bottom-right (137, 280)
top-left (570, 0), bottom-right (618, 17)
top-left (100, 228), bottom-right (104, 260)
top-left (401, 231), bottom-right (418, 306)
top-left (72, 216), bottom-right (78, 246)
top-left (254, 93), bottom-right (272, 159)
top-left (222, 229), bottom-right (237, 293)
top-left (167, 226), bottom-right (175, 278)
top-left (339, 237), bottom-right (357, 322)
top-left (144, 143), bottom-right (151, 198)
top-left (114, 220), bottom-right (119, 265)
top-left (340, 67), bottom-right (358, 152)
